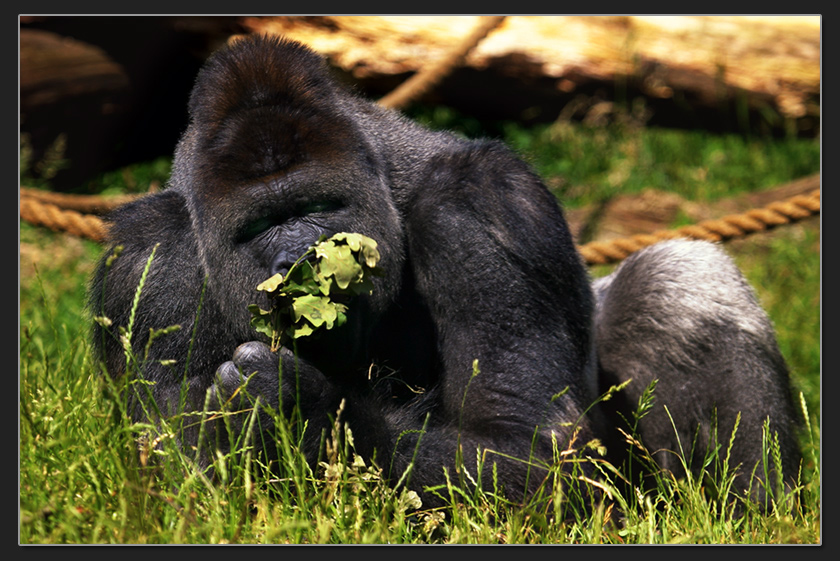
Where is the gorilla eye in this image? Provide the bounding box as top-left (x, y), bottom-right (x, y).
top-left (238, 216), bottom-right (275, 242)
top-left (300, 200), bottom-right (341, 216)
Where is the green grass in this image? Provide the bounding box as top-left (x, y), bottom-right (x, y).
top-left (412, 105), bottom-right (820, 208)
top-left (19, 118), bottom-right (820, 543)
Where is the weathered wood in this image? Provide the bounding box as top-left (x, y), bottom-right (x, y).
top-left (20, 28), bottom-right (129, 110)
top-left (241, 15), bottom-right (820, 128)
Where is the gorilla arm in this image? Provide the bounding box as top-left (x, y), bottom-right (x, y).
top-left (368, 139), bottom-right (600, 503)
top-left (90, 188), bottom-right (421, 482)
top-left (90, 190), bottom-right (217, 417)
top-left (196, 138), bottom-right (601, 506)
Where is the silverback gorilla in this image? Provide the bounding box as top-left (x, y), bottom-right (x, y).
top-left (90, 35), bottom-right (801, 509)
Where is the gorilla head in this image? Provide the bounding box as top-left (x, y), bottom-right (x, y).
top-left (171, 38), bottom-right (407, 376)
top-left (90, 34), bottom-right (800, 510)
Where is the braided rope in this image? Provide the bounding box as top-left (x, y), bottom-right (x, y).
top-left (20, 197), bottom-right (108, 242)
top-left (20, 187), bottom-right (138, 215)
top-left (20, 187), bottom-right (820, 266)
top-left (577, 189), bottom-right (821, 266)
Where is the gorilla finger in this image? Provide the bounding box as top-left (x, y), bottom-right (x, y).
top-left (214, 360), bottom-right (246, 395)
top-left (232, 341), bottom-right (277, 368)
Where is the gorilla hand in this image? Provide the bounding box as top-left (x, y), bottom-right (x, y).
top-left (213, 341), bottom-right (332, 417)
top-left (214, 342), bottom-right (280, 410)
top-left (210, 341), bottom-right (336, 464)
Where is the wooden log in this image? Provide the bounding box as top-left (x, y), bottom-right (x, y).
top-left (241, 16), bottom-right (820, 129)
top-left (20, 28), bottom-right (129, 110)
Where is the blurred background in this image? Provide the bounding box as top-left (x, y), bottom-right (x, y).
top-left (20, 15), bottom-right (819, 191)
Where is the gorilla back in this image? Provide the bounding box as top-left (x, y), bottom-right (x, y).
top-left (90, 34), bottom-right (800, 509)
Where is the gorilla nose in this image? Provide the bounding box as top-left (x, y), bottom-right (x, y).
top-left (271, 258), bottom-right (295, 277)
top-left (270, 251), bottom-right (298, 277)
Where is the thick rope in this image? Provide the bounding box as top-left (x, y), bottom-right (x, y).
top-left (20, 187), bottom-right (138, 215)
top-left (577, 189), bottom-right (821, 266)
top-left (20, 186), bottom-right (820, 265)
top-left (20, 196), bottom-right (108, 243)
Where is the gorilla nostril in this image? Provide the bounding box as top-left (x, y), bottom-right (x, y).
top-left (270, 253), bottom-right (296, 277)
top-left (272, 263), bottom-right (292, 276)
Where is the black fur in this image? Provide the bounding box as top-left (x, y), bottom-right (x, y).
top-left (89, 35), bottom-right (800, 509)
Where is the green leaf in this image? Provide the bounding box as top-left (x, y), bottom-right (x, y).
top-left (289, 321), bottom-right (315, 339)
top-left (292, 294), bottom-right (330, 328)
top-left (256, 273), bottom-right (285, 293)
top-left (319, 243), bottom-right (363, 290)
top-left (248, 232), bottom-right (382, 346)
top-left (283, 260), bottom-right (324, 296)
top-left (248, 304), bottom-right (278, 348)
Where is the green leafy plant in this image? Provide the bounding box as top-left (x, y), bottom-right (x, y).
top-left (248, 232), bottom-right (382, 351)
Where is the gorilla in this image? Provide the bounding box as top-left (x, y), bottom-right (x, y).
top-left (90, 34), bottom-right (800, 509)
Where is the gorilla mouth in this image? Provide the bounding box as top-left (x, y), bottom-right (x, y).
top-left (250, 232), bottom-right (381, 351)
